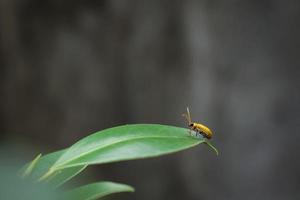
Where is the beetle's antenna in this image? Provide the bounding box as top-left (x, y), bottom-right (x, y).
top-left (186, 107), bottom-right (191, 123)
top-left (182, 107), bottom-right (191, 125)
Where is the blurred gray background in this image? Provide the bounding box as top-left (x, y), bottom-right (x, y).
top-left (1, 0), bottom-right (299, 200)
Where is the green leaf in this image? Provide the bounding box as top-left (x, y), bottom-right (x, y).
top-left (21, 153), bottom-right (42, 178)
top-left (43, 124), bottom-right (217, 176)
top-left (63, 181), bottom-right (134, 200)
top-left (28, 150), bottom-right (87, 187)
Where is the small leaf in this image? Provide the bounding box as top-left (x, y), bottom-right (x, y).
top-left (21, 153), bottom-right (42, 178)
top-left (28, 150), bottom-right (87, 187)
top-left (46, 124), bottom-right (217, 174)
top-left (63, 181), bottom-right (134, 200)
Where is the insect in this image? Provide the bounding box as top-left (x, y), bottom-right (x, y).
top-left (182, 107), bottom-right (213, 139)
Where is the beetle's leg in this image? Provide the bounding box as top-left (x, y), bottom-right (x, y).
top-left (195, 131), bottom-right (201, 139)
top-left (191, 127), bottom-right (197, 137)
top-left (200, 132), bottom-right (207, 139)
top-left (189, 127), bottom-right (196, 136)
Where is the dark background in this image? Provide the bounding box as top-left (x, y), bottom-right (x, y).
top-left (1, 1), bottom-right (299, 200)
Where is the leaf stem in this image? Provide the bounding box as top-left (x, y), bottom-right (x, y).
top-left (205, 141), bottom-right (219, 155)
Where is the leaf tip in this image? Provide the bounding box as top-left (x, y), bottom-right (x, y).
top-left (127, 186), bottom-right (135, 192)
top-left (21, 153), bottom-right (42, 178)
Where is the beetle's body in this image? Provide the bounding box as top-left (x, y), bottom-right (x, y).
top-left (189, 122), bottom-right (212, 139)
top-left (182, 107), bottom-right (213, 139)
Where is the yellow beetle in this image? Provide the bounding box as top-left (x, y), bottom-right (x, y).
top-left (182, 107), bottom-right (213, 139)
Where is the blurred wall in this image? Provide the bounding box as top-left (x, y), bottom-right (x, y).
top-left (0, 1), bottom-right (299, 200)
